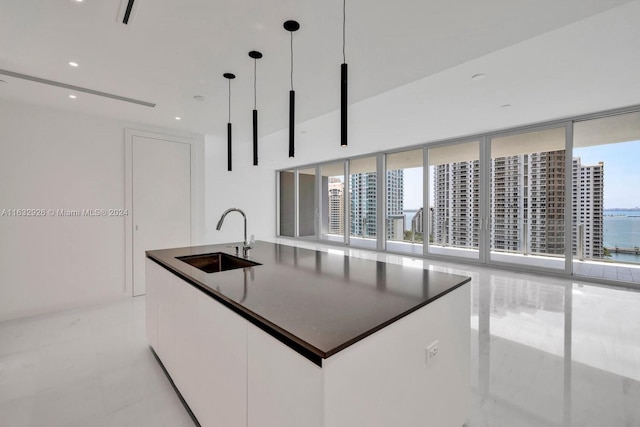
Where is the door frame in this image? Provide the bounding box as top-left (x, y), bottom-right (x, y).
top-left (124, 129), bottom-right (204, 296)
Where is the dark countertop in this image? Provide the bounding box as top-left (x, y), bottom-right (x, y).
top-left (147, 241), bottom-right (471, 366)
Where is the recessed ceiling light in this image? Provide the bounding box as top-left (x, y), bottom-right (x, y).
top-left (471, 73), bottom-right (485, 81)
top-left (73, 0), bottom-right (84, 3)
top-left (69, 94), bottom-right (77, 99)
top-left (175, 116), bottom-right (182, 120)
top-left (69, 61), bottom-right (79, 67)
top-left (193, 95), bottom-right (205, 102)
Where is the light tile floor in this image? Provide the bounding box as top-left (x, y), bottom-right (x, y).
top-left (0, 297), bottom-right (193, 427)
top-left (1, 260), bottom-right (639, 426)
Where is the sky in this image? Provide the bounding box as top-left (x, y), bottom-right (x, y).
top-left (403, 167), bottom-right (423, 210)
top-left (400, 139), bottom-right (640, 211)
top-left (574, 140), bottom-right (640, 209)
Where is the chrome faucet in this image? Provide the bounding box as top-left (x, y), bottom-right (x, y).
top-left (216, 208), bottom-right (253, 257)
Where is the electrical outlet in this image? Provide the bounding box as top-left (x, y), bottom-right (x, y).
top-left (426, 340), bottom-right (439, 364)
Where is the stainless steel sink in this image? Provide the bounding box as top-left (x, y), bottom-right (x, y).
top-left (176, 252), bottom-right (261, 273)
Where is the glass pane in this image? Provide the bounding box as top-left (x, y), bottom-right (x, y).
top-left (490, 127), bottom-right (566, 270)
top-left (386, 149), bottom-right (423, 254)
top-left (298, 167), bottom-right (316, 238)
top-left (320, 162), bottom-right (345, 242)
top-left (428, 141), bottom-right (480, 260)
top-left (349, 156), bottom-right (378, 248)
top-left (573, 111), bottom-right (640, 283)
top-left (279, 170), bottom-right (295, 237)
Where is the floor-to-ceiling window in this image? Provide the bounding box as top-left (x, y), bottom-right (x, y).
top-left (427, 140), bottom-right (481, 260)
top-left (488, 127), bottom-right (567, 271)
top-left (320, 161), bottom-right (346, 243)
top-left (298, 167), bottom-right (317, 239)
top-left (572, 111), bottom-right (640, 283)
top-left (349, 156), bottom-right (378, 248)
top-left (385, 149), bottom-right (424, 254)
top-left (279, 169), bottom-right (295, 237)
top-left (277, 107), bottom-right (640, 287)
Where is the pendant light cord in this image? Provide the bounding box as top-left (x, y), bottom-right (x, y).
top-left (290, 32), bottom-right (294, 91)
top-left (228, 79), bottom-right (231, 122)
top-left (254, 58), bottom-right (257, 109)
top-left (343, 0), bottom-right (346, 63)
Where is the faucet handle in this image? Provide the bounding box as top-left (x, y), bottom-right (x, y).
top-left (241, 235), bottom-right (255, 258)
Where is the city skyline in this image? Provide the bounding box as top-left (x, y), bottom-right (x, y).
top-left (394, 140), bottom-right (640, 210)
top-left (429, 151), bottom-right (605, 259)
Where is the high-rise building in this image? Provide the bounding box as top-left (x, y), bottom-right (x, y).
top-left (350, 172), bottom-right (377, 237)
top-left (328, 177), bottom-right (344, 235)
top-left (490, 155), bottom-right (524, 252)
top-left (348, 170), bottom-right (404, 239)
top-left (433, 160), bottom-right (480, 248)
top-left (488, 151), bottom-right (567, 255)
top-left (572, 159), bottom-right (604, 259)
top-left (386, 170), bottom-right (404, 239)
top-left (527, 150), bottom-right (566, 255)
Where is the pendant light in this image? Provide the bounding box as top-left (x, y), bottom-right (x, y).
top-left (223, 72), bottom-right (235, 171)
top-left (248, 50), bottom-right (263, 166)
top-left (341, 0), bottom-right (348, 147)
top-left (284, 20), bottom-right (300, 158)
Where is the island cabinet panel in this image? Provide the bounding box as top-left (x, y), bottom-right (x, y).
top-left (171, 278), bottom-right (200, 413)
top-left (146, 260), bottom-right (248, 427)
top-left (145, 259), bottom-right (159, 350)
top-left (247, 324), bottom-right (323, 427)
top-left (193, 291), bottom-right (247, 427)
top-left (156, 262), bottom-right (177, 374)
top-left (322, 284), bottom-right (470, 427)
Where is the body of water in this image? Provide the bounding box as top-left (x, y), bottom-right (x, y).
top-left (603, 210), bottom-right (640, 248)
top-left (401, 208), bottom-right (640, 263)
top-left (603, 210), bottom-right (640, 263)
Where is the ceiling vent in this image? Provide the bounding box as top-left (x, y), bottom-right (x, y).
top-left (0, 69), bottom-right (156, 107)
top-left (117, 0), bottom-right (140, 25)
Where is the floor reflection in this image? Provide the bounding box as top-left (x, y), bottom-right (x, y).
top-left (467, 268), bottom-right (640, 427)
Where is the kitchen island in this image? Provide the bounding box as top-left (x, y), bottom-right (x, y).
top-left (146, 241), bottom-right (471, 427)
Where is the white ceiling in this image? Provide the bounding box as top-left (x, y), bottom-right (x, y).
top-left (0, 0), bottom-right (635, 139)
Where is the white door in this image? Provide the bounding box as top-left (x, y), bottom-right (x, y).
top-left (132, 135), bottom-right (191, 296)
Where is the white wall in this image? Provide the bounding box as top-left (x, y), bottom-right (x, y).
top-left (204, 2), bottom-right (640, 243)
top-left (0, 99), bottom-right (205, 321)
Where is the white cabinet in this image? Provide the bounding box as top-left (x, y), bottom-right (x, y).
top-left (146, 261), bottom-right (247, 427)
top-left (322, 284), bottom-right (470, 427)
top-left (144, 259), bottom-right (159, 350)
top-left (156, 263), bottom-right (176, 373)
top-left (172, 279), bottom-right (200, 409)
top-left (193, 290), bottom-right (247, 427)
top-left (245, 285), bottom-right (470, 427)
top-left (247, 325), bottom-right (323, 427)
